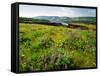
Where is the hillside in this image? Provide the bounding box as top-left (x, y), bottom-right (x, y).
top-left (19, 16), bottom-right (96, 24)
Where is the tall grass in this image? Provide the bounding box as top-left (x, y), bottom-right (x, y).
top-left (19, 23), bottom-right (96, 72)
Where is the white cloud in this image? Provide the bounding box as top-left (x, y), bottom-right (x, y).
top-left (19, 5), bottom-right (96, 17)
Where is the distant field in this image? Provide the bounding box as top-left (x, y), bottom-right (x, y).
top-left (69, 23), bottom-right (96, 31)
top-left (19, 23), bottom-right (96, 72)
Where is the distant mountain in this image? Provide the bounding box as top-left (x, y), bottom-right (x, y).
top-left (33, 16), bottom-right (96, 24)
top-left (71, 17), bottom-right (96, 21)
top-left (19, 16), bottom-right (96, 24)
top-left (34, 16), bottom-right (71, 23)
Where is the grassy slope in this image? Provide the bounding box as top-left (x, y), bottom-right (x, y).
top-left (70, 23), bottom-right (96, 30)
top-left (19, 23), bottom-right (96, 72)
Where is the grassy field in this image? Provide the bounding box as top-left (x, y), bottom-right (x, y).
top-left (69, 23), bottom-right (96, 31)
top-left (19, 23), bottom-right (96, 72)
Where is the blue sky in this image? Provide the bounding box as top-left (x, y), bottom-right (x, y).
top-left (19, 5), bottom-right (96, 17)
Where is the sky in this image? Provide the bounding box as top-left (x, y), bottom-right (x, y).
top-left (19, 4), bottom-right (96, 17)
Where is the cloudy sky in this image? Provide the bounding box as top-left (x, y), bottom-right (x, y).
top-left (19, 4), bottom-right (96, 17)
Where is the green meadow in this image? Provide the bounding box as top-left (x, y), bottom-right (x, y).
top-left (19, 23), bottom-right (96, 72)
